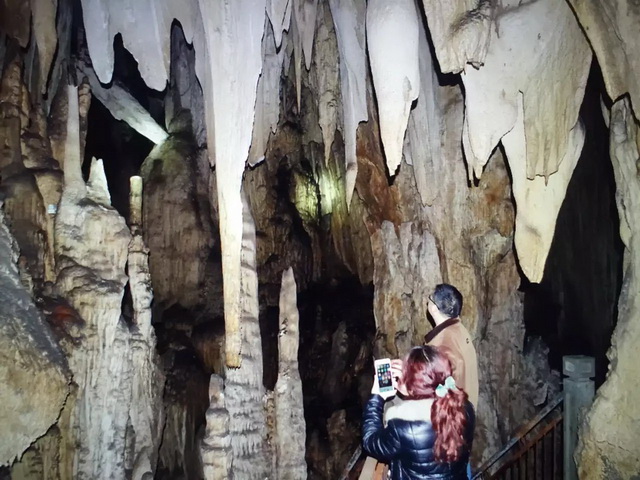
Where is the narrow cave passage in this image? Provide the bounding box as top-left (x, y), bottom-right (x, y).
top-left (522, 61), bottom-right (624, 386)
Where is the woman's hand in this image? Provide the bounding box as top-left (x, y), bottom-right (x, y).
top-left (391, 359), bottom-right (408, 396)
top-left (370, 375), bottom-right (396, 400)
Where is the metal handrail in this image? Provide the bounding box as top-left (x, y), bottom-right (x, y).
top-left (472, 393), bottom-right (564, 479)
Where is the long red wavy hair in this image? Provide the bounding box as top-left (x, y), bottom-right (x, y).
top-left (402, 345), bottom-right (469, 463)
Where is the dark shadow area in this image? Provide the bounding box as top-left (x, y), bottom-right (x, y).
top-left (82, 35), bottom-right (161, 220)
top-left (522, 60), bottom-right (624, 386)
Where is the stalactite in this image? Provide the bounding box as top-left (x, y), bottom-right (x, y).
top-left (196, 0), bottom-right (266, 368)
top-left (224, 192), bottom-right (270, 478)
top-left (366, 0), bottom-right (420, 177)
top-left (31, 0), bottom-right (58, 94)
top-left (420, 0), bottom-right (491, 74)
top-left (328, 0), bottom-right (367, 209)
top-left (312, 1), bottom-right (339, 165)
top-left (80, 64), bottom-right (168, 145)
top-left (576, 97), bottom-right (640, 480)
top-left (249, 19), bottom-right (288, 167)
top-left (501, 94), bottom-right (585, 282)
top-left (405, 13), bottom-right (442, 206)
top-left (274, 267), bottom-right (307, 479)
top-left (566, 0), bottom-right (640, 118)
top-left (267, 0), bottom-right (292, 49)
top-left (459, 0), bottom-right (591, 281)
top-left (463, 0), bottom-right (591, 180)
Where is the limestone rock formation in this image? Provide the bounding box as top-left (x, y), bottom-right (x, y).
top-left (0, 204), bottom-right (69, 466)
top-left (567, 0), bottom-right (640, 115)
top-left (366, 0), bottom-right (420, 176)
top-left (54, 86), bottom-right (163, 478)
top-left (200, 375), bottom-right (232, 480)
top-left (274, 267), bottom-right (307, 479)
top-left (223, 192), bottom-right (270, 478)
top-left (576, 97), bottom-right (640, 480)
top-left (421, 0), bottom-right (491, 74)
top-left (328, 0), bottom-right (367, 208)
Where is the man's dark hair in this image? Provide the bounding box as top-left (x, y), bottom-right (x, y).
top-left (432, 284), bottom-right (463, 319)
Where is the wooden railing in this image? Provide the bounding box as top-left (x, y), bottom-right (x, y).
top-left (472, 394), bottom-right (564, 479)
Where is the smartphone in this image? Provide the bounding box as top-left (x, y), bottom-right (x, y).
top-left (374, 358), bottom-right (396, 394)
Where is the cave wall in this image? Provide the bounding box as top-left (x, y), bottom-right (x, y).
top-left (0, 0), bottom-right (639, 479)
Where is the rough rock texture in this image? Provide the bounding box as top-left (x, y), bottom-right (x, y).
top-left (223, 192), bottom-right (270, 478)
top-left (420, 0), bottom-right (491, 74)
top-left (576, 98), bottom-right (640, 480)
top-left (274, 267), bottom-right (307, 479)
top-left (0, 53), bottom-right (57, 291)
top-left (405, 15), bottom-right (443, 206)
top-left (371, 221), bottom-right (440, 358)
top-left (54, 86), bottom-right (163, 479)
top-left (328, 0), bottom-right (367, 208)
top-left (200, 375), bottom-right (232, 480)
top-left (141, 133), bottom-right (214, 311)
top-left (461, 0), bottom-right (591, 282)
top-left (126, 177), bottom-right (166, 480)
top-left (0, 204), bottom-right (69, 466)
top-left (390, 76), bottom-right (557, 464)
top-left (311, 1), bottom-right (339, 165)
top-left (567, 0), bottom-right (640, 116)
top-left (166, 25), bottom-right (206, 148)
top-left (366, 0), bottom-right (419, 176)
top-left (267, 0), bottom-right (292, 49)
top-left (249, 20), bottom-right (288, 167)
top-left (31, 0), bottom-right (58, 94)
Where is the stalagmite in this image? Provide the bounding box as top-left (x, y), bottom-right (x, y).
top-left (274, 267), bottom-right (307, 479)
top-left (200, 375), bottom-right (232, 480)
top-left (126, 176), bottom-right (165, 480)
top-left (223, 192), bottom-right (270, 478)
top-left (420, 0), bottom-right (492, 74)
top-left (55, 86), bottom-right (131, 478)
top-left (567, 0), bottom-right (640, 116)
top-left (196, 0), bottom-right (266, 367)
top-left (312, 1), bottom-right (340, 165)
top-left (461, 0), bottom-right (591, 180)
top-left (267, 0), bottom-right (292, 49)
top-left (0, 203), bottom-right (69, 465)
top-left (366, 0), bottom-right (420, 176)
top-left (328, 0), bottom-right (367, 208)
top-left (54, 85), bottom-right (159, 478)
top-left (31, 0), bottom-right (58, 94)
top-left (576, 97), bottom-right (640, 480)
top-left (80, 64), bottom-right (169, 145)
top-left (140, 135), bottom-right (214, 310)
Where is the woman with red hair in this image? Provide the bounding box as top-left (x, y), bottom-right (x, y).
top-left (362, 345), bottom-right (475, 479)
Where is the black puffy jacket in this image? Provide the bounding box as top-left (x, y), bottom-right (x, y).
top-left (362, 395), bottom-right (475, 480)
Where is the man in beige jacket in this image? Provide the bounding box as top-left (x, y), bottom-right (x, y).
top-left (423, 283), bottom-right (478, 407)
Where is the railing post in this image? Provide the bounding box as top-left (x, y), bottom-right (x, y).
top-left (563, 355), bottom-right (595, 480)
